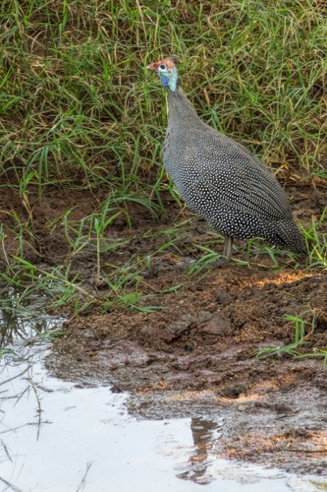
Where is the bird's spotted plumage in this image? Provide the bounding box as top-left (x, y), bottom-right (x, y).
top-left (147, 55), bottom-right (306, 262)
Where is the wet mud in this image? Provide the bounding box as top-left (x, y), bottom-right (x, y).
top-left (48, 264), bottom-right (327, 476)
top-left (1, 182), bottom-right (327, 476)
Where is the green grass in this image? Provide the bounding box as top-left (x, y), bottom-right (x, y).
top-left (1, 0), bottom-right (326, 190)
top-left (0, 0), bottom-right (326, 347)
top-left (256, 311), bottom-right (327, 368)
top-left (303, 206), bottom-right (327, 269)
top-left (297, 349), bottom-right (327, 369)
top-left (256, 311), bottom-right (312, 358)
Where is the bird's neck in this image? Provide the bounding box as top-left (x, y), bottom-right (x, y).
top-left (161, 68), bottom-right (178, 92)
top-left (167, 86), bottom-right (199, 122)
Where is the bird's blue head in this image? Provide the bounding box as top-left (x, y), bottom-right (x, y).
top-left (146, 55), bottom-right (180, 92)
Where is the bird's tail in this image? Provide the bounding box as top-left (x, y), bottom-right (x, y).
top-left (276, 219), bottom-right (306, 255)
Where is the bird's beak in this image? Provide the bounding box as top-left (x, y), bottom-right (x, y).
top-left (146, 63), bottom-right (156, 70)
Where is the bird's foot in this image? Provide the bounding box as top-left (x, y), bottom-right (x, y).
top-left (210, 256), bottom-right (231, 267)
top-left (210, 236), bottom-right (233, 267)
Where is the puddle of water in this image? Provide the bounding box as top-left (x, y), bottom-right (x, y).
top-left (0, 289), bottom-right (326, 492)
top-left (0, 282), bottom-right (65, 346)
top-left (1, 342), bottom-right (326, 492)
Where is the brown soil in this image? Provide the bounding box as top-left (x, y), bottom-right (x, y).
top-left (1, 181), bottom-right (327, 476)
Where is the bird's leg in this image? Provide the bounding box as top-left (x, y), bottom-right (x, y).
top-left (212, 236), bottom-right (233, 267)
top-left (223, 236), bottom-right (233, 260)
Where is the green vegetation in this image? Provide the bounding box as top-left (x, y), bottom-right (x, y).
top-left (256, 311), bottom-right (327, 369)
top-left (0, 0), bottom-right (326, 348)
top-left (256, 311), bottom-right (311, 358)
top-left (1, 0), bottom-right (326, 187)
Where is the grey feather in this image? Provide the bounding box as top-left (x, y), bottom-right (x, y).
top-left (161, 79), bottom-right (306, 258)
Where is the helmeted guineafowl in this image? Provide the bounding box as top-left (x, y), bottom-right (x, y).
top-left (147, 55), bottom-right (306, 263)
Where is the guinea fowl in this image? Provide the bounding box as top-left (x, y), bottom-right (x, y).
top-left (146, 55), bottom-right (306, 263)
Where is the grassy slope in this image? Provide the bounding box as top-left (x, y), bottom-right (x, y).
top-left (1, 0), bottom-right (326, 192)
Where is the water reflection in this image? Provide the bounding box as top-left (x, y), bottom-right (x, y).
top-left (1, 291), bottom-right (327, 491)
top-left (0, 282), bottom-right (63, 347)
top-left (1, 349), bottom-right (327, 491)
top-left (177, 417), bottom-right (223, 484)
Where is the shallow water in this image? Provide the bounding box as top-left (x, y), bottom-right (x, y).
top-left (1, 339), bottom-right (327, 492)
top-left (1, 290), bottom-right (326, 492)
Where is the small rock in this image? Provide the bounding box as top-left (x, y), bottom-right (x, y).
top-left (167, 314), bottom-right (196, 336)
top-left (140, 326), bottom-right (173, 342)
top-left (173, 358), bottom-right (191, 371)
top-left (201, 313), bottom-right (231, 335)
top-left (237, 404), bottom-right (249, 412)
top-left (197, 311), bottom-right (213, 323)
top-left (184, 341), bottom-right (197, 351)
top-left (80, 328), bottom-right (95, 339)
top-left (213, 291), bottom-right (234, 305)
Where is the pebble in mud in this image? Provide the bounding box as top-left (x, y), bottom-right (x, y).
top-left (139, 325), bottom-right (174, 343)
top-left (237, 404), bottom-right (250, 412)
top-left (213, 291), bottom-right (235, 305)
top-left (167, 313), bottom-right (196, 336)
top-left (166, 311), bottom-right (232, 338)
top-left (200, 313), bottom-right (232, 336)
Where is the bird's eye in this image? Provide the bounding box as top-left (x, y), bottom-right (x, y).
top-left (159, 63), bottom-right (166, 70)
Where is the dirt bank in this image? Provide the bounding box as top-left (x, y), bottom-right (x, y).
top-left (1, 181), bottom-right (327, 475)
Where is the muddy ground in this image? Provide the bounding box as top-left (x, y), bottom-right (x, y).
top-left (1, 180), bottom-right (327, 476)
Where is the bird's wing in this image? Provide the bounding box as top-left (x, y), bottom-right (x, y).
top-left (189, 137), bottom-right (292, 221)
